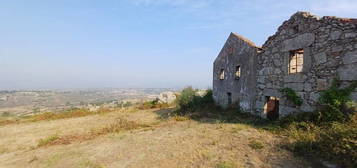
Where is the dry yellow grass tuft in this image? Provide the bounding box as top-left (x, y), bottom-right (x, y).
top-left (29, 108), bottom-right (113, 122)
top-left (36, 117), bottom-right (149, 147)
top-left (0, 119), bottom-right (18, 126)
top-left (37, 134), bottom-right (60, 147)
top-left (0, 107), bottom-right (123, 127)
top-left (171, 115), bottom-right (190, 122)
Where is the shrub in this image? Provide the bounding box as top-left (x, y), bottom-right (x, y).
top-left (278, 112), bottom-right (316, 127)
top-left (317, 79), bottom-right (357, 123)
top-left (281, 113), bottom-right (357, 167)
top-left (174, 87), bottom-right (214, 115)
top-left (101, 117), bottom-right (143, 133)
top-left (277, 79), bottom-right (357, 167)
top-left (138, 98), bottom-right (169, 110)
top-left (317, 115), bottom-right (357, 167)
top-left (175, 87), bottom-right (197, 114)
top-left (280, 88), bottom-right (303, 106)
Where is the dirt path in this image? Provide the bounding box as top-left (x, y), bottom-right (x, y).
top-left (0, 109), bottom-right (310, 168)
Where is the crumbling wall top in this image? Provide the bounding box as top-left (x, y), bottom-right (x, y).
top-left (230, 32), bottom-right (261, 49)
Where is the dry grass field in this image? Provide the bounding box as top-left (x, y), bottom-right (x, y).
top-left (0, 108), bottom-right (310, 168)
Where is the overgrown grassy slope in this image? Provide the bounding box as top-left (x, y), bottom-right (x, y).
top-left (0, 107), bottom-right (309, 168)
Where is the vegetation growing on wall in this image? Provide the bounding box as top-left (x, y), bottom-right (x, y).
top-left (280, 88), bottom-right (303, 106)
top-left (317, 79), bottom-right (357, 123)
top-left (279, 79), bottom-right (357, 167)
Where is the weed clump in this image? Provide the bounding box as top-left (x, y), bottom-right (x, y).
top-left (36, 117), bottom-right (147, 147)
top-left (37, 134), bottom-right (60, 147)
top-left (317, 79), bottom-right (357, 123)
top-left (101, 117), bottom-right (143, 133)
top-left (279, 79), bottom-right (357, 167)
top-left (216, 161), bottom-right (239, 168)
top-left (138, 98), bottom-right (169, 110)
top-left (248, 140), bottom-right (265, 150)
top-left (29, 108), bottom-right (107, 122)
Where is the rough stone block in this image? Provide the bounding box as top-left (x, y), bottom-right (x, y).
top-left (282, 33), bottom-right (315, 51)
top-left (300, 102), bottom-right (314, 112)
top-left (283, 74), bottom-right (305, 83)
top-left (304, 82), bottom-right (312, 92)
top-left (342, 50), bottom-right (357, 64)
top-left (331, 46), bottom-right (343, 52)
top-left (257, 76), bottom-right (265, 84)
top-left (313, 52), bottom-right (327, 65)
top-left (310, 92), bottom-right (320, 102)
top-left (316, 79), bottom-right (329, 90)
top-left (273, 59), bottom-right (281, 67)
top-left (345, 33), bottom-right (357, 38)
top-left (284, 83), bottom-right (304, 91)
top-left (240, 101), bottom-right (251, 111)
top-left (255, 101), bottom-right (265, 110)
top-left (329, 31), bottom-right (342, 40)
top-left (337, 64), bottom-right (357, 81)
top-left (280, 106), bottom-right (298, 116)
top-left (263, 89), bottom-right (282, 97)
top-left (258, 84), bottom-right (265, 89)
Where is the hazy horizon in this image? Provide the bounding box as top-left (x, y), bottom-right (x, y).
top-left (1, 0), bottom-right (357, 90)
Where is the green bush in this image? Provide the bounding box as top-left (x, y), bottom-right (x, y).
top-left (138, 98), bottom-right (169, 110)
top-left (317, 79), bottom-right (357, 123)
top-left (280, 88), bottom-right (303, 106)
top-left (174, 87), bottom-right (214, 115)
top-left (278, 79), bottom-right (357, 167)
top-left (283, 115), bottom-right (357, 167)
top-left (317, 118), bottom-right (357, 166)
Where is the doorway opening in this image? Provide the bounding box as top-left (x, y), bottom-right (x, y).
top-left (227, 92), bottom-right (232, 106)
top-left (265, 96), bottom-right (279, 120)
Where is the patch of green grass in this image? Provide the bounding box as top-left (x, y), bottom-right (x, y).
top-left (0, 146), bottom-right (9, 154)
top-left (248, 140), bottom-right (264, 150)
top-left (216, 161), bottom-right (239, 168)
top-left (230, 124), bottom-right (248, 133)
top-left (80, 160), bottom-right (106, 168)
top-left (1, 112), bottom-right (12, 117)
top-left (43, 152), bottom-right (62, 167)
top-left (137, 99), bottom-right (169, 110)
top-left (172, 115), bottom-right (190, 121)
top-left (37, 134), bottom-right (60, 147)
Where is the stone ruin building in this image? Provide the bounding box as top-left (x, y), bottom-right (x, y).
top-left (213, 12), bottom-right (357, 120)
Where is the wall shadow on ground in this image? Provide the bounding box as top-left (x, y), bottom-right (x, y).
top-left (153, 107), bottom-right (279, 131)
top-left (153, 107), bottom-right (335, 168)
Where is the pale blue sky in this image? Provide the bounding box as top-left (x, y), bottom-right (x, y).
top-left (0, 0), bottom-right (356, 90)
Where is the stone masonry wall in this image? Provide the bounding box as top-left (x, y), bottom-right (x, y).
top-left (255, 12), bottom-right (357, 118)
top-left (213, 33), bottom-right (259, 112)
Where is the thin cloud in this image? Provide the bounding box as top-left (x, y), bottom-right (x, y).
top-left (309, 0), bottom-right (357, 17)
top-left (130, 0), bottom-right (213, 9)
